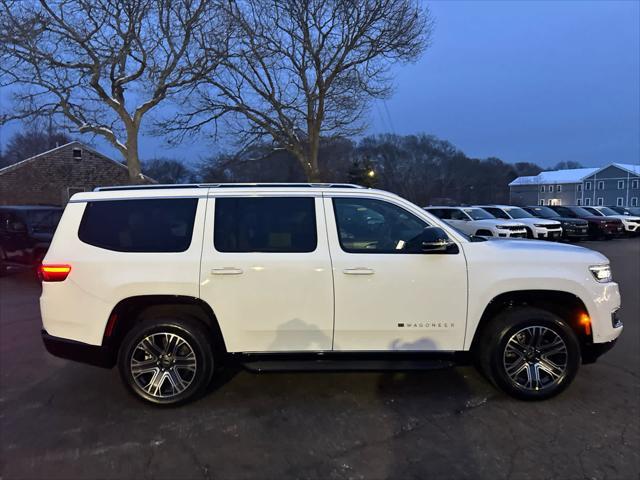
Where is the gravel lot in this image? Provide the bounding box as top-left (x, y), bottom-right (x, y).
top-left (1, 239), bottom-right (638, 479)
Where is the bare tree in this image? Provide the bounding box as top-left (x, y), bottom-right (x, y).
top-left (3, 126), bottom-right (72, 165)
top-left (0, 0), bottom-right (225, 182)
top-left (142, 157), bottom-right (194, 184)
top-left (169, 0), bottom-right (431, 181)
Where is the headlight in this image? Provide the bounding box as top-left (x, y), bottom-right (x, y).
top-left (534, 224), bottom-right (550, 228)
top-left (589, 265), bottom-right (612, 283)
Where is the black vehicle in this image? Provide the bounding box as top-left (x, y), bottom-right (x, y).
top-left (609, 205), bottom-right (640, 216)
top-left (0, 206), bottom-right (63, 275)
top-left (523, 206), bottom-right (589, 241)
top-left (548, 205), bottom-right (624, 240)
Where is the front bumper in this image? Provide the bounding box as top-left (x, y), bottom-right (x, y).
top-left (496, 230), bottom-right (527, 238)
top-left (534, 228), bottom-right (563, 240)
top-left (582, 339), bottom-right (618, 364)
top-left (42, 330), bottom-right (115, 368)
top-left (563, 225), bottom-right (589, 239)
top-left (599, 224), bottom-right (625, 236)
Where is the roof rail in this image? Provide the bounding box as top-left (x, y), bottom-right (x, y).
top-left (94, 183), bottom-right (366, 192)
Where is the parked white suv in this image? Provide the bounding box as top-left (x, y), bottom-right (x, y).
top-left (476, 205), bottom-right (563, 240)
top-left (40, 184), bottom-right (622, 405)
top-left (424, 206), bottom-right (528, 238)
top-left (583, 206), bottom-right (640, 235)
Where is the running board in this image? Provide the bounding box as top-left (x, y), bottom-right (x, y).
top-left (241, 359), bottom-right (456, 373)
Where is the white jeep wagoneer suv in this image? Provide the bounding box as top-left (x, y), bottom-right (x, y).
top-left (40, 184), bottom-right (622, 405)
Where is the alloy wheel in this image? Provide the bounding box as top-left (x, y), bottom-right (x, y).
top-left (502, 326), bottom-right (568, 392)
top-left (130, 332), bottom-right (197, 399)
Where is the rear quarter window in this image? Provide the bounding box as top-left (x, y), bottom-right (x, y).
top-left (78, 198), bottom-right (198, 252)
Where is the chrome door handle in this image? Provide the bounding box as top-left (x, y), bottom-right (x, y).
top-left (343, 267), bottom-right (374, 275)
top-left (211, 267), bottom-right (244, 275)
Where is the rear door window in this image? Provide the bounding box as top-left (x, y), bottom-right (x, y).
top-left (78, 199), bottom-right (198, 252)
top-left (214, 197), bottom-right (317, 253)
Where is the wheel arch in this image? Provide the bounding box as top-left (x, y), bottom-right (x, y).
top-left (470, 290), bottom-right (592, 352)
top-left (103, 295), bottom-right (227, 358)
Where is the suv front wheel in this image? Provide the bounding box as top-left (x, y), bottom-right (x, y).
top-left (476, 307), bottom-right (581, 400)
top-left (118, 317), bottom-right (215, 405)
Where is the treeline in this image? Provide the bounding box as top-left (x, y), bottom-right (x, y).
top-left (157, 133), bottom-right (546, 206)
top-left (2, 128), bottom-right (582, 205)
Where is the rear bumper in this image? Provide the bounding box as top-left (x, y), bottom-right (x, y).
top-left (41, 330), bottom-right (115, 368)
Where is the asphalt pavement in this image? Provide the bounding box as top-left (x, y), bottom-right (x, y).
top-left (0, 239), bottom-right (638, 479)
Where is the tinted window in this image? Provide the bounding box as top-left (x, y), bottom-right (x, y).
top-left (79, 199), bottom-right (197, 252)
top-left (464, 208), bottom-right (494, 220)
top-left (503, 207), bottom-right (533, 219)
top-left (553, 207), bottom-right (571, 216)
top-left (484, 207), bottom-right (509, 219)
top-left (597, 207), bottom-right (618, 216)
top-left (27, 209), bottom-right (63, 233)
top-left (526, 206), bottom-right (560, 218)
top-left (450, 209), bottom-right (470, 221)
top-left (584, 207), bottom-right (602, 216)
top-left (333, 198), bottom-right (427, 253)
top-left (214, 197), bottom-right (316, 253)
top-left (570, 206), bottom-right (596, 216)
top-left (426, 208), bottom-right (449, 219)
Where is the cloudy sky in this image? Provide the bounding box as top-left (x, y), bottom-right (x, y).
top-left (1, 0), bottom-right (638, 168)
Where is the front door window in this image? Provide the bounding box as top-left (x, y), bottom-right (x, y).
top-left (332, 198), bottom-right (427, 253)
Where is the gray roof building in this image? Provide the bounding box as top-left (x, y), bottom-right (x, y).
top-left (509, 163), bottom-right (640, 207)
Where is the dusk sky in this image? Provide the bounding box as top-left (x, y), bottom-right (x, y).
top-left (1, 0), bottom-right (639, 169)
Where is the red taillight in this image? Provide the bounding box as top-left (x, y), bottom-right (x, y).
top-left (39, 264), bottom-right (72, 282)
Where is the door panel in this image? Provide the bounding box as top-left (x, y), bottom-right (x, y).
top-left (200, 195), bottom-right (334, 352)
top-left (325, 196), bottom-right (468, 352)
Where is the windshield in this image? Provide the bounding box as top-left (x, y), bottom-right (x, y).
top-left (527, 206), bottom-right (559, 218)
top-left (570, 206), bottom-right (596, 217)
top-left (596, 207), bottom-right (618, 216)
top-left (463, 208), bottom-right (494, 220)
top-left (503, 207), bottom-right (534, 219)
top-left (26, 209), bottom-right (63, 233)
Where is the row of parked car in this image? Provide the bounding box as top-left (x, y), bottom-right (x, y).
top-left (424, 204), bottom-right (640, 241)
top-left (1, 201), bottom-right (639, 276)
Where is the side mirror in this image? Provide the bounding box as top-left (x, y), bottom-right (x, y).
top-left (418, 227), bottom-right (457, 253)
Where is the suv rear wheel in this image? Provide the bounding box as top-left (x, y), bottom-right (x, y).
top-left (476, 307), bottom-right (580, 400)
top-left (118, 317), bottom-right (214, 405)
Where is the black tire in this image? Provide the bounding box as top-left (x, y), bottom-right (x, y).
top-left (475, 307), bottom-right (580, 401)
top-left (118, 317), bottom-right (215, 406)
top-left (525, 227), bottom-right (534, 239)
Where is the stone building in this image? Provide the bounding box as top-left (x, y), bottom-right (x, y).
top-left (0, 142), bottom-right (154, 206)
